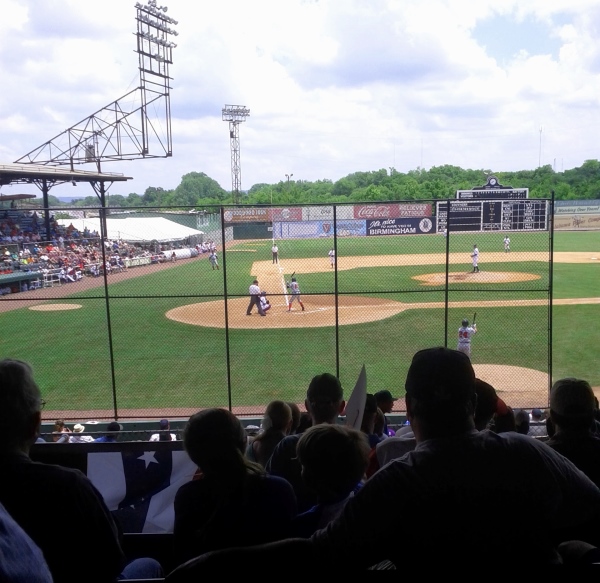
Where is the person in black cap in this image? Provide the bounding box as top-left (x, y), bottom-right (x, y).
top-left (374, 390), bottom-right (397, 437)
top-left (168, 348), bottom-right (600, 576)
top-left (94, 421), bottom-right (122, 443)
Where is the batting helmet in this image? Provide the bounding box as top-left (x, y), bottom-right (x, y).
top-left (462, 319), bottom-right (469, 327)
top-left (291, 277), bottom-right (296, 282)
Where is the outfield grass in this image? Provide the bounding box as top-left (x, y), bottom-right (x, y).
top-left (1, 230), bottom-right (598, 413)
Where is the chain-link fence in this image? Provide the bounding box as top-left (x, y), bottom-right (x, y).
top-left (0, 200), bottom-right (553, 420)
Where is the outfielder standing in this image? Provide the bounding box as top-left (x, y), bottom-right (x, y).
top-left (471, 245), bottom-right (480, 273)
top-left (457, 318), bottom-right (477, 358)
top-left (328, 248), bottom-right (335, 269)
top-left (286, 277), bottom-right (305, 312)
top-left (503, 236), bottom-right (511, 253)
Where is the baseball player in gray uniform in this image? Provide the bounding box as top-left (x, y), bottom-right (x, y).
top-left (286, 277), bottom-right (305, 312)
top-left (457, 318), bottom-right (477, 358)
top-left (471, 245), bottom-right (480, 272)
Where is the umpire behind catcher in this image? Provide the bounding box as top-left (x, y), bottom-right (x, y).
top-left (246, 279), bottom-right (266, 316)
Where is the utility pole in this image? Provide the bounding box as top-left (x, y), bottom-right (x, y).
top-left (223, 105), bottom-right (250, 205)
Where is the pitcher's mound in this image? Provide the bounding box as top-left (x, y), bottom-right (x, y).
top-left (29, 304), bottom-right (83, 311)
top-left (414, 271), bottom-right (540, 285)
top-left (166, 296), bottom-right (407, 329)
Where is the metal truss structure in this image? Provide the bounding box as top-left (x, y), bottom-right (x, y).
top-left (15, 0), bottom-right (178, 172)
top-left (222, 105), bottom-right (250, 205)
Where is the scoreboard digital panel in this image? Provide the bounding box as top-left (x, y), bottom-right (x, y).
top-left (436, 200), bottom-right (548, 232)
top-left (456, 188), bottom-right (529, 200)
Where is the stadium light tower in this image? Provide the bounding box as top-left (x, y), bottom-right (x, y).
top-left (16, 0), bottom-right (179, 171)
top-left (222, 105), bottom-right (250, 205)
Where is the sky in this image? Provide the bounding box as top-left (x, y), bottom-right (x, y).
top-left (1, 0), bottom-right (600, 200)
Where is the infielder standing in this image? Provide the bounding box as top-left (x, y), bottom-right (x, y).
top-left (471, 245), bottom-right (480, 273)
top-left (286, 277), bottom-right (305, 312)
top-left (247, 279), bottom-right (266, 316)
top-left (328, 248), bottom-right (335, 269)
top-left (272, 243), bottom-right (279, 264)
top-left (503, 236), bottom-right (511, 253)
top-left (457, 318), bottom-right (477, 358)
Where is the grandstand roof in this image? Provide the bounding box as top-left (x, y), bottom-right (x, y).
top-left (56, 217), bottom-right (204, 243)
top-left (0, 163), bottom-right (131, 186)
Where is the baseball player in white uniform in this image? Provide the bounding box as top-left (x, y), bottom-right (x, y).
top-left (471, 245), bottom-right (480, 272)
top-left (328, 248), bottom-right (335, 268)
top-left (286, 277), bottom-right (305, 312)
top-left (503, 236), bottom-right (510, 253)
top-left (457, 318), bottom-right (477, 358)
top-left (272, 244), bottom-right (279, 264)
top-left (259, 291), bottom-right (271, 313)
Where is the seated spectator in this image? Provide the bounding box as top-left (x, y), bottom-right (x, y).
top-left (70, 423), bottom-right (95, 443)
top-left (291, 424), bottom-right (370, 538)
top-left (492, 404), bottom-right (516, 433)
top-left (374, 390), bottom-right (397, 436)
top-left (265, 373), bottom-right (345, 513)
top-left (168, 348), bottom-right (600, 577)
top-left (173, 408), bottom-right (296, 566)
top-left (296, 412), bottom-right (312, 434)
top-left (0, 501), bottom-right (52, 582)
top-left (287, 402), bottom-right (301, 434)
top-left (94, 421), bottom-right (122, 443)
top-left (149, 418), bottom-right (177, 442)
top-left (0, 359), bottom-right (162, 581)
top-left (52, 419), bottom-right (71, 443)
top-left (545, 378), bottom-right (600, 488)
top-left (360, 394), bottom-right (381, 449)
top-left (529, 408), bottom-right (548, 437)
top-left (246, 400), bottom-right (292, 467)
top-left (515, 409), bottom-right (531, 435)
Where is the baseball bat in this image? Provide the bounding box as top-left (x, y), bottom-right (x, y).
top-left (473, 312), bottom-right (477, 325)
top-left (291, 271), bottom-right (296, 279)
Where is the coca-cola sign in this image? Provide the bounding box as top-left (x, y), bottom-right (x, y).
top-left (354, 204), bottom-right (398, 219)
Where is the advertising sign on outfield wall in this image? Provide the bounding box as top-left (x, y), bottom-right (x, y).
top-left (273, 220), bottom-right (367, 239)
top-left (223, 208), bottom-right (269, 223)
top-left (302, 206), bottom-right (355, 221)
top-left (353, 203), bottom-right (432, 220)
top-left (366, 217), bottom-right (436, 236)
top-left (269, 207), bottom-right (303, 221)
top-left (554, 214), bottom-right (600, 230)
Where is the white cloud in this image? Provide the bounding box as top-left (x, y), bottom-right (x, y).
top-left (1, 0), bottom-right (600, 199)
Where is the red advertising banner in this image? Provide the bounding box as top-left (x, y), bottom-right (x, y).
top-left (353, 203), bottom-right (432, 219)
top-left (269, 207), bottom-right (303, 222)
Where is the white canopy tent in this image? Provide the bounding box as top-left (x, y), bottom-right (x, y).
top-left (57, 217), bottom-right (204, 243)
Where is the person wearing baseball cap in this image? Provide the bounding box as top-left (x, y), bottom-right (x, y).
top-left (168, 347), bottom-right (600, 575)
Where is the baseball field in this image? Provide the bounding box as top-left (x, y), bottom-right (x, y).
top-left (1, 228), bottom-right (598, 420)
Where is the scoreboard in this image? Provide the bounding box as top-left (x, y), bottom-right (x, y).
top-left (456, 188), bottom-right (528, 200)
top-left (436, 199), bottom-right (549, 232)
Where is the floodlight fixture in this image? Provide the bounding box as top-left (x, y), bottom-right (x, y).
top-left (223, 105), bottom-right (250, 204)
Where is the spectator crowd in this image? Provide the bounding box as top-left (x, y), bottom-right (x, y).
top-left (2, 348), bottom-right (600, 580)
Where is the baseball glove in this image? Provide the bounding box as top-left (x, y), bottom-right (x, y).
top-left (286, 282), bottom-right (290, 289)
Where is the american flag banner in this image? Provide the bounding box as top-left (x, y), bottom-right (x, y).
top-left (88, 449), bottom-right (198, 533)
top-left (30, 442), bottom-right (198, 534)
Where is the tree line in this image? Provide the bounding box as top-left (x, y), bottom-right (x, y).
top-left (48, 160), bottom-right (600, 209)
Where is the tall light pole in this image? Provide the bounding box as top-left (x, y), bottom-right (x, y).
top-left (285, 173), bottom-right (293, 184)
top-left (223, 104), bottom-right (250, 205)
